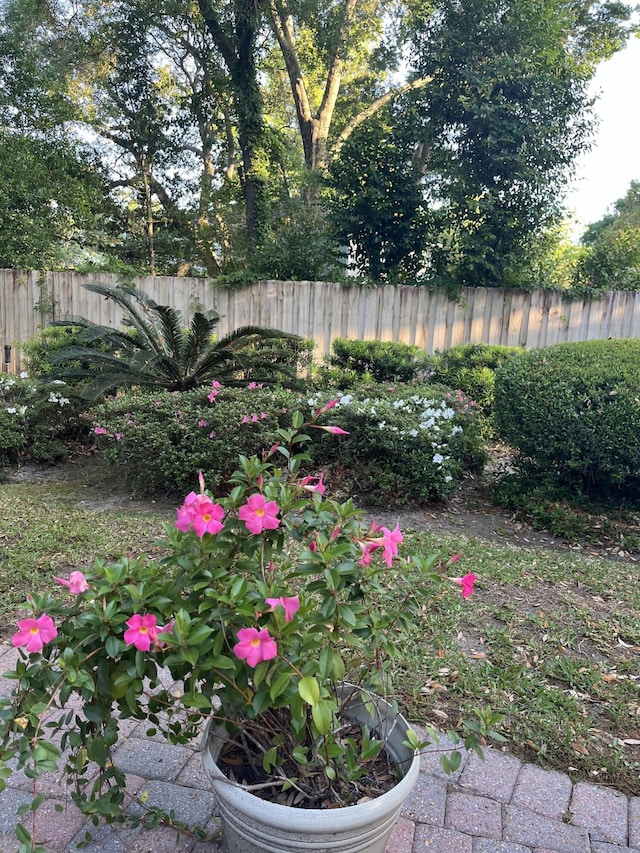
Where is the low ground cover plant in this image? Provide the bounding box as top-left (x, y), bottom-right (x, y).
top-left (308, 385), bottom-right (486, 504)
top-left (494, 338), bottom-right (640, 501)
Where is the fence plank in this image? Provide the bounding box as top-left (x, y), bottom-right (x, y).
top-left (2, 270), bottom-right (640, 375)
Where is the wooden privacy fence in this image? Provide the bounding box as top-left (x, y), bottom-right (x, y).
top-left (1, 269), bottom-right (640, 375)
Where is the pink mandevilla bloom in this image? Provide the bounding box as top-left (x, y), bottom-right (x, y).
top-left (300, 474), bottom-right (326, 495)
top-left (175, 492), bottom-right (224, 537)
top-left (54, 571), bottom-right (89, 594)
top-left (12, 614), bottom-right (57, 653)
top-left (238, 494), bottom-right (281, 534)
top-left (317, 425), bottom-right (349, 435)
top-left (265, 596), bottom-right (300, 622)
top-left (381, 524), bottom-right (403, 567)
top-left (233, 627), bottom-right (278, 667)
top-left (454, 573), bottom-right (477, 598)
top-left (124, 614), bottom-right (158, 651)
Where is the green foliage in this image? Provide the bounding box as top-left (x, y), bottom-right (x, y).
top-left (48, 281), bottom-right (304, 398)
top-left (427, 344), bottom-right (524, 422)
top-left (91, 386), bottom-right (303, 496)
top-left (21, 325), bottom-right (101, 378)
top-left (0, 374), bottom-right (88, 465)
top-left (327, 105), bottom-right (430, 283)
top-left (494, 339), bottom-right (640, 500)
top-left (308, 386), bottom-right (486, 504)
top-left (327, 338), bottom-right (431, 383)
top-left (0, 409), bottom-right (479, 828)
top-left (0, 132), bottom-right (114, 270)
top-left (571, 181), bottom-right (640, 292)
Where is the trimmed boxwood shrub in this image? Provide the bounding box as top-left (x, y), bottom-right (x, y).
top-left (307, 384), bottom-right (486, 505)
top-left (325, 338), bottom-right (431, 384)
top-left (90, 385), bottom-right (304, 496)
top-left (494, 339), bottom-right (640, 500)
top-left (427, 343), bottom-right (523, 422)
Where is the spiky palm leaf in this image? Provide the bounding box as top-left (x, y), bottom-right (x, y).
top-left (48, 282), bottom-right (303, 398)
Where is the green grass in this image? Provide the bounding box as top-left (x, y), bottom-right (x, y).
top-left (1, 473), bottom-right (639, 796)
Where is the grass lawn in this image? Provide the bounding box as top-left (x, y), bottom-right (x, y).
top-left (1, 474), bottom-right (639, 796)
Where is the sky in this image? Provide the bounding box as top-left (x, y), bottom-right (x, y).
top-left (564, 35), bottom-right (640, 236)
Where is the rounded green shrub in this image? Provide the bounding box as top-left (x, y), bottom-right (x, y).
top-left (327, 338), bottom-right (431, 384)
top-left (308, 384), bottom-right (486, 505)
top-left (428, 343), bottom-right (523, 419)
top-left (90, 385), bottom-right (304, 496)
top-left (494, 339), bottom-right (640, 500)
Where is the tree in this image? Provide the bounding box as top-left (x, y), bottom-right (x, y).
top-left (572, 181), bottom-right (640, 291)
top-left (48, 282), bottom-right (304, 398)
top-left (0, 132), bottom-right (116, 269)
top-left (329, 0), bottom-right (634, 287)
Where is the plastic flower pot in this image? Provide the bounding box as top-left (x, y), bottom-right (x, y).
top-left (201, 685), bottom-right (420, 853)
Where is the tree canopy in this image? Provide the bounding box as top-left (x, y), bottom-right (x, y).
top-left (0, 0), bottom-right (635, 287)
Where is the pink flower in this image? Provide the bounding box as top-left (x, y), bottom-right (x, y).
top-left (381, 524), bottom-right (403, 567)
top-left (239, 494), bottom-right (281, 534)
top-left (94, 426), bottom-right (108, 435)
top-left (233, 627), bottom-right (278, 667)
top-left (114, 433), bottom-right (122, 441)
top-left (155, 620), bottom-right (175, 649)
top-left (207, 381), bottom-right (222, 402)
top-left (317, 425), bottom-right (349, 435)
top-left (314, 398), bottom-right (339, 416)
top-left (54, 571), bottom-right (89, 594)
top-left (124, 614), bottom-right (158, 651)
top-left (175, 492), bottom-right (224, 537)
top-left (300, 474), bottom-right (326, 495)
top-left (209, 431), bottom-right (216, 439)
top-left (191, 497), bottom-right (224, 537)
top-left (241, 415), bottom-right (250, 424)
top-left (265, 596), bottom-right (300, 622)
top-left (12, 614), bottom-right (57, 654)
top-left (248, 382), bottom-right (263, 389)
top-left (198, 419), bottom-right (208, 427)
top-left (454, 573), bottom-right (477, 598)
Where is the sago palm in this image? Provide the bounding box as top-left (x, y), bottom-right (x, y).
top-left (48, 281), bottom-right (304, 398)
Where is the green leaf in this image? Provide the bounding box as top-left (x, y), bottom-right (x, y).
top-left (262, 746), bottom-right (278, 772)
top-left (269, 671), bottom-right (291, 701)
top-left (311, 699), bottom-right (332, 735)
top-left (298, 676), bottom-right (320, 707)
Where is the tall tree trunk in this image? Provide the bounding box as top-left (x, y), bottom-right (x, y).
top-left (197, 0), bottom-right (266, 249)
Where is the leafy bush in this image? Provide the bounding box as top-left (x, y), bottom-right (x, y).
top-left (91, 385), bottom-right (304, 496)
top-left (494, 339), bottom-right (640, 500)
top-left (307, 385), bottom-right (486, 505)
top-left (0, 374), bottom-right (88, 465)
top-left (325, 338), bottom-right (431, 384)
top-left (427, 344), bottom-right (523, 422)
top-left (21, 326), bottom-right (90, 378)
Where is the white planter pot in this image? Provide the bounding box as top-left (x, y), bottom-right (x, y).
top-left (201, 687), bottom-right (419, 853)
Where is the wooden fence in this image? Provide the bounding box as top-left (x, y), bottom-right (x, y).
top-left (1, 269), bottom-right (639, 375)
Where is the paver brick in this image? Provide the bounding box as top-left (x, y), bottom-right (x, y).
top-left (411, 724), bottom-right (470, 781)
top-left (459, 749), bottom-right (522, 803)
top-left (0, 788), bottom-right (33, 835)
top-left (445, 791), bottom-right (502, 840)
top-left (472, 841), bottom-right (531, 853)
top-left (630, 796), bottom-right (640, 849)
top-left (503, 804), bottom-right (590, 853)
top-left (400, 773), bottom-right (447, 825)
top-left (413, 824), bottom-right (473, 852)
top-left (112, 737), bottom-right (192, 781)
top-left (20, 798), bottom-right (85, 851)
top-left (511, 763), bottom-right (573, 820)
top-left (570, 781), bottom-right (628, 845)
top-left (128, 780), bottom-right (217, 829)
top-left (591, 843), bottom-right (640, 852)
top-left (385, 816), bottom-right (415, 853)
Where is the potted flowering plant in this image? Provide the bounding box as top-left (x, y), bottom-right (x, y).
top-left (0, 401), bottom-right (481, 852)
